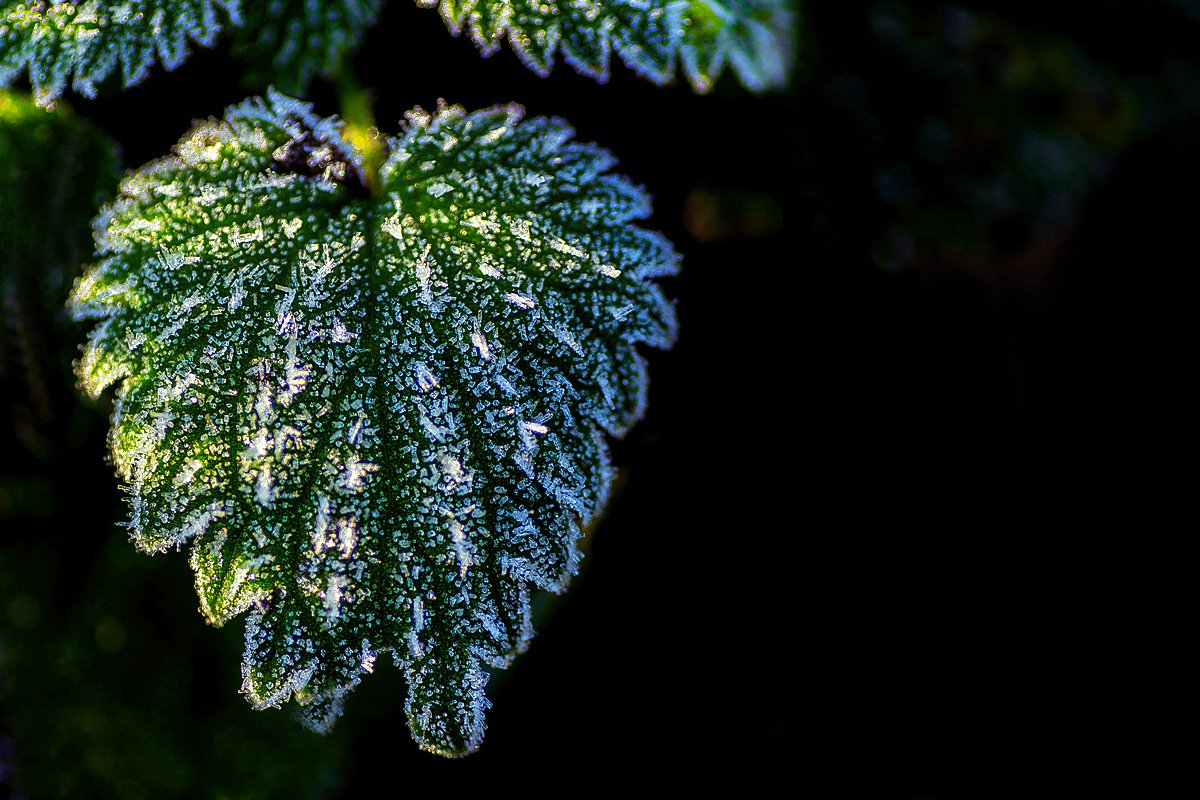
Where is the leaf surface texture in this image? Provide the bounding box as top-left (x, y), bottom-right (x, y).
top-left (70, 89), bottom-right (677, 755)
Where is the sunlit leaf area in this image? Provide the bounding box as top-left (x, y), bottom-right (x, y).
top-left (4, 2), bottom-right (1200, 797)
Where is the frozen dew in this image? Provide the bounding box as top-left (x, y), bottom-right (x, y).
top-left (231, 217), bottom-right (265, 245)
top-left (198, 184), bottom-right (229, 206)
top-left (415, 254), bottom-right (433, 305)
top-left (173, 459), bottom-right (203, 486)
top-left (504, 292), bottom-right (536, 310)
top-left (255, 462), bottom-right (276, 506)
top-left (412, 595), bottom-right (425, 631)
top-left (414, 362), bottom-right (440, 392)
top-left (340, 457), bottom-right (379, 492)
top-left (609, 304), bottom-right (634, 321)
top-left (155, 245), bottom-right (200, 272)
top-left (550, 236), bottom-right (586, 259)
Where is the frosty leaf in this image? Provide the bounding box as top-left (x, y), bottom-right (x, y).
top-left (70, 89), bottom-right (677, 756)
top-left (0, 0), bottom-right (241, 105)
top-left (424, 0), bottom-right (796, 93)
top-left (0, 1), bottom-right (378, 105)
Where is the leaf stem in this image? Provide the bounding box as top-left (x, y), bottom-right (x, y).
top-left (336, 68), bottom-right (385, 198)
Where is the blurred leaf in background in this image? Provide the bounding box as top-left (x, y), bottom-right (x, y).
top-left (0, 90), bottom-right (119, 459)
top-left (230, 0), bottom-right (383, 94)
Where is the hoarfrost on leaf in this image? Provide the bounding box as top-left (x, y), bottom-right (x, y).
top-left (70, 88), bottom-right (678, 757)
top-left (421, 0), bottom-right (797, 93)
top-left (0, 0), bottom-right (241, 104)
top-left (0, 1), bottom-right (381, 105)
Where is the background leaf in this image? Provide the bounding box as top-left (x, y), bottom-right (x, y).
top-left (424, 0), bottom-right (796, 92)
top-left (0, 0), bottom-right (242, 104)
top-left (0, 90), bottom-right (118, 457)
top-left (230, 0), bottom-right (383, 95)
top-left (1, 0), bottom-right (796, 105)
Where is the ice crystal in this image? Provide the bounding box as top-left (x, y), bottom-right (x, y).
top-left (70, 88), bottom-right (677, 756)
top-left (424, 0), bottom-right (796, 93)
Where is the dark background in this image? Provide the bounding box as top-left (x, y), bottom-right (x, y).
top-left (3, 1), bottom-right (1200, 797)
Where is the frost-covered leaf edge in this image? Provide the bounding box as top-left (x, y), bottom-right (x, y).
top-left (425, 0), bottom-right (796, 93)
top-left (0, 1), bottom-right (382, 105)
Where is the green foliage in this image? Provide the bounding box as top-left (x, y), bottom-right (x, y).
top-left (0, 0), bottom-right (795, 106)
top-left (0, 0), bottom-right (379, 104)
top-left (69, 89), bottom-right (677, 755)
top-left (426, 0), bottom-right (796, 92)
top-left (0, 90), bottom-right (118, 446)
top-left (230, 0), bottom-right (382, 95)
top-left (0, 513), bottom-right (348, 799)
top-left (0, 0), bottom-right (241, 104)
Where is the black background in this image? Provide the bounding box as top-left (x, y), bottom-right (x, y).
top-left (4, 1), bottom-right (1200, 798)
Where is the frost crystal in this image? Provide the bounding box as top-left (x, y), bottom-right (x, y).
top-left (70, 89), bottom-right (678, 756)
top-left (423, 0), bottom-right (796, 93)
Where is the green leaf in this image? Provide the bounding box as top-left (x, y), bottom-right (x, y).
top-left (230, 0), bottom-right (382, 95)
top-left (426, 0), bottom-right (796, 92)
top-left (69, 88), bottom-right (677, 756)
top-left (1, 0), bottom-right (794, 105)
top-left (0, 1), bottom-right (241, 105)
top-left (0, 0), bottom-right (380, 104)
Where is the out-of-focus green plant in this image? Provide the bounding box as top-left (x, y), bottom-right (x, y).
top-left (0, 489), bottom-right (350, 799)
top-left (0, 90), bottom-right (118, 456)
top-left (785, 3), bottom-right (1200, 279)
